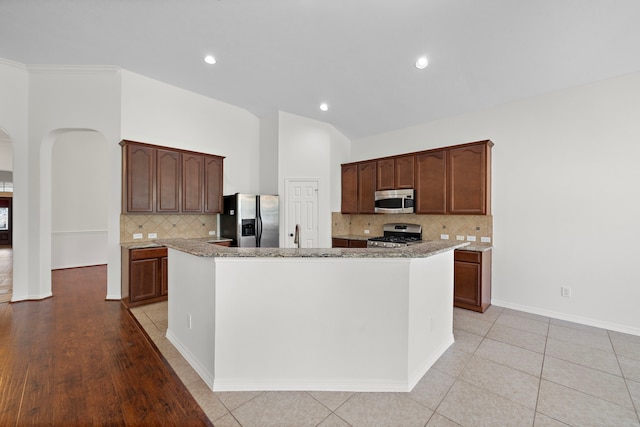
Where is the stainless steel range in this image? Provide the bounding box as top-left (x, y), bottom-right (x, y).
top-left (367, 223), bottom-right (423, 248)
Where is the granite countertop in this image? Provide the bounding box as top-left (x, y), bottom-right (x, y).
top-left (121, 237), bottom-right (232, 250)
top-left (155, 237), bottom-right (470, 259)
top-left (457, 244), bottom-right (492, 252)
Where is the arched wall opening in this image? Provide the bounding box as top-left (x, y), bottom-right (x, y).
top-left (39, 129), bottom-right (110, 297)
top-left (0, 127), bottom-right (13, 303)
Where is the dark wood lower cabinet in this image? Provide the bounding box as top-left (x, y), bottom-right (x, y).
top-left (121, 246), bottom-right (168, 307)
top-left (454, 249), bottom-right (492, 313)
top-left (332, 238), bottom-right (368, 248)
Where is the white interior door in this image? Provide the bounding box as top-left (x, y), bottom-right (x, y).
top-left (286, 180), bottom-right (318, 248)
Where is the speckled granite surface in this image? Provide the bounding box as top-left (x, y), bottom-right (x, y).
top-left (121, 238), bottom-right (231, 250)
top-left (459, 244), bottom-right (492, 252)
top-left (154, 237), bottom-right (469, 259)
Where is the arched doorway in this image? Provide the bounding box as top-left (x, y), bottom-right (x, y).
top-left (0, 127), bottom-right (14, 303)
top-left (50, 131), bottom-right (109, 270)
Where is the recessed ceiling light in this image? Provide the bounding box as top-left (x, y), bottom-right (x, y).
top-left (204, 55), bottom-right (216, 65)
top-left (319, 103), bottom-right (329, 112)
top-left (415, 56), bottom-right (429, 69)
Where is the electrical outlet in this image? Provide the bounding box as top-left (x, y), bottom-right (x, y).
top-left (456, 235), bottom-right (465, 241)
top-left (148, 233), bottom-right (157, 239)
top-left (364, 229), bottom-right (370, 234)
top-left (481, 236), bottom-right (491, 243)
top-left (133, 233), bottom-right (143, 239)
top-left (440, 234), bottom-right (449, 240)
top-left (466, 235), bottom-right (477, 242)
top-left (209, 230), bottom-right (216, 236)
top-left (561, 286), bottom-right (571, 297)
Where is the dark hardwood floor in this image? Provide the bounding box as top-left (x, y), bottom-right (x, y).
top-left (0, 265), bottom-right (212, 426)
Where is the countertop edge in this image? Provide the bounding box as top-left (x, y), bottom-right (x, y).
top-left (155, 238), bottom-right (470, 259)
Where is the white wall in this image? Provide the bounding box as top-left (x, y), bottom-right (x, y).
top-left (0, 137), bottom-right (12, 171)
top-left (276, 112), bottom-right (351, 248)
top-left (352, 71), bottom-right (640, 335)
top-left (259, 113), bottom-right (279, 195)
top-left (51, 131), bottom-right (109, 269)
top-left (121, 70), bottom-right (261, 195)
top-left (0, 59), bottom-right (29, 301)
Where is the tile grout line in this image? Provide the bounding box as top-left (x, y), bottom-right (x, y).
top-left (608, 329), bottom-right (640, 423)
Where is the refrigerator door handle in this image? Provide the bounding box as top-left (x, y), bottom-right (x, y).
top-left (256, 196), bottom-right (262, 247)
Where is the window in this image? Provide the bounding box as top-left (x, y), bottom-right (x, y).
top-left (0, 207), bottom-right (7, 231)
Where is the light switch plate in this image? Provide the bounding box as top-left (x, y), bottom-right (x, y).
top-left (364, 229), bottom-right (370, 234)
top-left (440, 234), bottom-right (449, 240)
top-left (209, 230), bottom-right (216, 236)
top-left (133, 233), bottom-right (143, 239)
top-left (481, 236), bottom-right (491, 243)
top-left (466, 235), bottom-right (477, 242)
top-left (148, 233), bottom-right (157, 239)
top-left (456, 235), bottom-right (465, 241)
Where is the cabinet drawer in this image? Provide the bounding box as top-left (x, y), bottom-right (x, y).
top-left (332, 238), bottom-right (349, 248)
top-left (131, 247), bottom-right (168, 261)
top-left (454, 250), bottom-right (481, 263)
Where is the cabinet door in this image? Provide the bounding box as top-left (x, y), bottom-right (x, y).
top-left (415, 150), bottom-right (447, 214)
top-left (332, 238), bottom-right (349, 248)
top-left (376, 159), bottom-right (395, 190)
top-left (156, 149), bottom-right (181, 213)
top-left (204, 155), bottom-right (223, 213)
top-left (160, 256), bottom-right (168, 296)
top-left (182, 153), bottom-right (204, 212)
top-left (130, 258), bottom-right (159, 302)
top-left (454, 260), bottom-right (481, 307)
top-left (341, 164), bottom-right (358, 213)
top-left (395, 155), bottom-right (415, 189)
top-left (349, 240), bottom-right (368, 248)
top-left (125, 144), bottom-right (155, 213)
top-left (358, 161), bottom-right (377, 213)
top-left (448, 144), bottom-right (488, 214)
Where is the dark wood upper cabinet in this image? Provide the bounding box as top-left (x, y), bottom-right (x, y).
top-left (358, 161), bottom-right (377, 213)
top-left (156, 149), bottom-right (181, 213)
top-left (376, 156), bottom-right (414, 190)
top-left (121, 140), bottom-right (224, 214)
top-left (448, 142), bottom-right (492, 215)
top-left (182, 153), bottom-right (204, 213)
top-left (204, 155), bottom-right (224, 214)
top-left (125, 144), bottom-right (155, 213)
top-left (341, 140), bottom-right (492, 215)
top-left (341, 164), bottom-right (358, 213)
top-left (395, 155), bottom-right (415, 189)
top-left (416, 150), bottom-right (447, 214)
top-left (376, 158), bottom-right (395, 190)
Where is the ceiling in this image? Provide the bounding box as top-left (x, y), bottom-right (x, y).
top-left (2, 0), bottom-right (640, 140)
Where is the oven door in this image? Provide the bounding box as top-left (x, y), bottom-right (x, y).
top-left (374, 189), bottom-right (415, 214)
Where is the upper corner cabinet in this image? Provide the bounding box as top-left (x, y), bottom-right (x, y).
top-left (121, 140), bottom-right (225, 214)
top-left (447, 140), bottom-right (493, 215)
top-left (122, 141), bottom-right (155, 213)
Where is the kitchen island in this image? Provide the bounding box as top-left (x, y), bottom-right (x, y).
top-left (157, 238), bottom-right (469, 392)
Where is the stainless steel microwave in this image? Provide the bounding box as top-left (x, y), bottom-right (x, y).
top-left (374, 189), bottom-right (415, 214)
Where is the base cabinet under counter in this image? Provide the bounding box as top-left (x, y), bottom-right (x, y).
top-left (121, 246), bottom-right (168, 307)
top-left (454, 248), bottom-right (492, 313)
top-left (332, 238), bottom-right (368, 248)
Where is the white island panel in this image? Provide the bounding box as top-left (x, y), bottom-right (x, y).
top-left (166, 247), bottom-right (455, 392)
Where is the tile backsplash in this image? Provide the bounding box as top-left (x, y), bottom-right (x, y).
top-left (120, 214), bottom-right (217, 243)
top-left (332, 212), bottom-right (493, 244)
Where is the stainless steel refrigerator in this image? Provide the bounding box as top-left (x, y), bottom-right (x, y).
top-left (220, 193), bottom-right (280, 247)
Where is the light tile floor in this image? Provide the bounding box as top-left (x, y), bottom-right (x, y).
top-left (0, 246), bottom-right (12, 303)
top-left (131, 302), bottom-right (640, 426)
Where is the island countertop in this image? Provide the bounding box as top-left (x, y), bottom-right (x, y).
top-left (155, 237), bottom-right (469, 258)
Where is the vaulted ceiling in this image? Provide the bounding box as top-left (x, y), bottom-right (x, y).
top-left (2, 0), bottom-right (640, 139)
